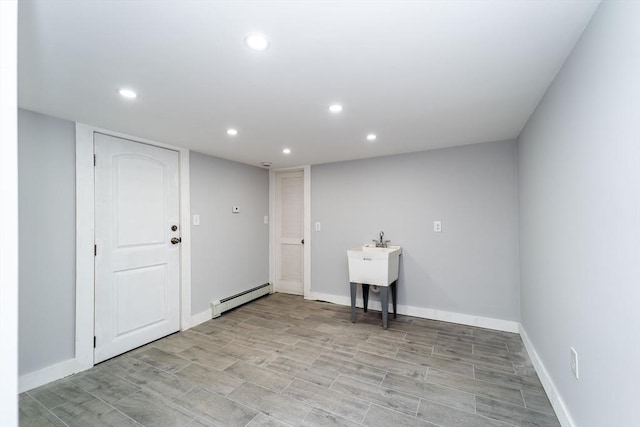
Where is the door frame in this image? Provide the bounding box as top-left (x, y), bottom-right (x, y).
top-left (269, 166), bottom-right (311, 298)
top-left (0, 0), bottom-right (18, 419)
top-left (75, 123), bottom-right (192, 371)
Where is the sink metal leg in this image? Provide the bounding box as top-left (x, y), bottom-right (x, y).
top-left (362, 284), bottom-right (370, 313)
top-left (391, 281), bottom-right (397, 319)
top-left (350, 282), bottom-right (357, 323)
top-left (380, 286), bottom-right (389, 329)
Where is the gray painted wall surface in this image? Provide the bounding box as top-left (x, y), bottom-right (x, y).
top-left (18, 109), bottom-right (76, 375)
top-left (311, 140), bottom-right (520, 321)
top-left (518, 1), bottom-right (640, 425)
top-left (190, 151), bottom-right (269, 315)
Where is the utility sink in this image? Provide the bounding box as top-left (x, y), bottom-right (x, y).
top-left (347, 245), bottom-right (402, 287)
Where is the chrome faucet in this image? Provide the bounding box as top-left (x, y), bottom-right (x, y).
top-left (373, 231), bottom-right (390, 248)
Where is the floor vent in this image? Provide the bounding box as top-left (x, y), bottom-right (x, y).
top-left (211, 283), bottom-right (273, 318)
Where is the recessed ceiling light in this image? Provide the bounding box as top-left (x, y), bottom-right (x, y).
top-left (366, 134), bottom-right (377, 141)
top-left (118, 88), bottom-right (137, 99)
top-left (282, 148), bottom-right (291, 154)
top-left (244, 33), bottom-right (270, 51)
top-left (329, 104), bottom-right (343, 113)
top-left (227, 128), bottom-right (238, 136)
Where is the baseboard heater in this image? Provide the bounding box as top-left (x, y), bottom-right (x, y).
top-left (211, 283), bottom-right (273, 318)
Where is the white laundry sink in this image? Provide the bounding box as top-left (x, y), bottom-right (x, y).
top-left (347, 246), bottom-right (401, 286)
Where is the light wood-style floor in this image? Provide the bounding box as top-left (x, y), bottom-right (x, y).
top-left (19, 293), bottom-right (560, 427)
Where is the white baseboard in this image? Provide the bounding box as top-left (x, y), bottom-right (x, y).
top-left (308, 291), bottom-right (520, 333)
top-left (190, 309), bottom-right (212, 328)
top-left (19, 357), bottom-right (90, 393)
top-left (21, 307), bottom-right (228, 393)
top-left (519, 325), bottom-right (575, 427)
top-left (21, 309), bottom-right (212, 393)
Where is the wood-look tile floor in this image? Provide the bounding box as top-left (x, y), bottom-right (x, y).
top-left (19, 293), bottom-right (560, 427)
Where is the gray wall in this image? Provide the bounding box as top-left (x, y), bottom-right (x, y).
top-left (18, 109), bottom-right (76, 375)
top-left (190, 151), bottom-right (269, 315)
top-left (17, 111), bottom-right (270, 376)
top-left (518, 1), bottom-right (640, 425)
top-left (311, 140), bottom-right (520, 321)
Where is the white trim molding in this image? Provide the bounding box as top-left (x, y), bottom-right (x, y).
top-left (303, 165), bottom-right (311, 298)
top-left (18, 359), bottom-right (81, 393)
top-left (268, 172), bottom-right (275, 288)
top-left (75, 124), bottom-right (97, 374)
top-left (190, 309), bottom-right (212, 328)
top-left (0, 0), bottom-right (19, 422)
top-left (308, 291), bottom-right (520, 333)
top-left (179, 150), bottom-right (193, 330)
top-left (520, 325), bottom-right (575, 427)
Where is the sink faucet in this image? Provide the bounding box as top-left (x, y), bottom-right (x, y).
top-left (373, 231), bottom-right (390, 248)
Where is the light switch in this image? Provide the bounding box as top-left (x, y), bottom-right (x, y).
top-left (433, 221), bottom-right (442, 232)
top-left (193, 214), bottom-right (200, 226)
top-left (232, 206), bottom-right (240, 213)
top-left (264, 215), bottom-right (269, 224)
top-left (315, 222), bottom-right (321, 231)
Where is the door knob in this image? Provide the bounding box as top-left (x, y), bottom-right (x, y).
top-left (301, 239), bottom-right (304, 244)
top-left (171, 237), bottom-right (181, 244)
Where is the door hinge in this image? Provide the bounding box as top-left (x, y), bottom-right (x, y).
top-left (93, 154), bottom-right (96, 166)
top-left (94, 336), bottom-right (97, 348)
top-left (94, 244), bottom-right (97, 256)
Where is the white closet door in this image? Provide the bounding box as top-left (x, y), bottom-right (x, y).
top-left (275, 170), bottom-right (304, 295)
top-left (94, 133), bottom-right (181, 363)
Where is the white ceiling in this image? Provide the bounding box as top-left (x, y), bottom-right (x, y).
top-left (18, 1), bottom-right (599, 168)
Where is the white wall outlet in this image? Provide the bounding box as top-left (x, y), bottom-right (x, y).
top-left (434, 220), bottom-right (442, 232)
top-left (264, 215), bottom-right (269, 224)
top-left (192, 214), bottom-right (200, 226)
top-left (232, 206), bottom-right (240, 213)
top-left (570, 347), bottom-right (579, 379)
top-left (315, 222), bottom-right (321, 231)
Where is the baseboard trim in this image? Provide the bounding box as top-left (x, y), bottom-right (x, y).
top-left (21, 308), bottom-right (212, 393)
top-left (519, 325), bottom-right (575, 427)
top-left (190, 309), bottom-right (212, 328)
top-left (308, 291), bottom-right (519, 333)
top-left (19, 357), bottom-right (90, 393)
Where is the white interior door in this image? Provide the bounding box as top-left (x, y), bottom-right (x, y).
top-left (275, 170), bottom-right (304, 295)
top-left (94, 133), bottom-right (180, 363)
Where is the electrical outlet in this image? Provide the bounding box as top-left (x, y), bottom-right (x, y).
top-left (315, 222), bottom-right (321, 231)
top-left (192, 214), bottom-right (200, 226)
top-left (434, 221), bottom-right (442, 232)
top-left (570, 347), bottom-right (579, 379)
